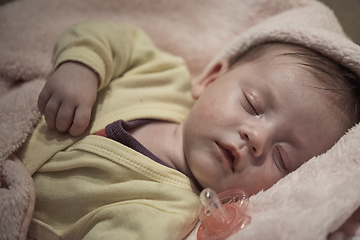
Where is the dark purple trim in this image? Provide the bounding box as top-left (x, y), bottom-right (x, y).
top-left (105, 119), bottom-right (172, 168)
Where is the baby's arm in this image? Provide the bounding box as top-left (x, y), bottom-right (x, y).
top-left (39, 20), bottom-right (165, 136)
top-left (38, 21), bottom-right (135, 136)
top-left (38, 61), bottom-right (99, 137)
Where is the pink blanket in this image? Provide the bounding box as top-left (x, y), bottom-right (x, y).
top-left (1, 0), bottom-right (360, 239)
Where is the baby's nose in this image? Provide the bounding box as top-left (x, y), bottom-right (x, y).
top-left (240, 125), bottom-right (270, 158)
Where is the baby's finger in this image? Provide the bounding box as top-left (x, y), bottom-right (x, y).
top-left (68, 106), bottom-right (92, 137)
top-left (44, 97), bottom-right (60, 130)
top-left (37, 89), bottom-right (52, 114)
top-left (56, 103), bottom-right (75, 132)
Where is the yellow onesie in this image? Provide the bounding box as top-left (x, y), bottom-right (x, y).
top-left (17, 21), bottom-right (201, 240)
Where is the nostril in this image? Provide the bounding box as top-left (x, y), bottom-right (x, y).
top-left (243, 133), bottom-right (249, 141)
top-left (252, 146), bottom-right (256, 153)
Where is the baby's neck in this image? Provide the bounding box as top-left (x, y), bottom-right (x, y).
top-left (128, 121), bottom-right (194, 178)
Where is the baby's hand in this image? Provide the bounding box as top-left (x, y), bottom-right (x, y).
top-left (38, 61), bottom-right (99, 137)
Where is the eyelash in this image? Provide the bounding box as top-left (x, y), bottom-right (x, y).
top-left (275, 147), bottom-right (287, 172)
top-left (244, 95), bottom-right (258, 115)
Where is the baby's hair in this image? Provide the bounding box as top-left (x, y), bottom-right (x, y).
top-left (230, 42), bottom-right (360, 128)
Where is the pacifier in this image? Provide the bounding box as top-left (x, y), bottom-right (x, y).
top-left (197, 188), bottom-right (251, 240)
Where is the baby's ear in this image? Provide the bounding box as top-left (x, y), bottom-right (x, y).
top-left (191, 61), bottom-right (229, 99)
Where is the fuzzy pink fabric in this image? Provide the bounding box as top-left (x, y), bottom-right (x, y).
top-left (0, 156), bottom-right (35, 240)
top-left (1, 0), bottom-right (360, 239)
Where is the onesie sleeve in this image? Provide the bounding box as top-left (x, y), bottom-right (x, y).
top-left (52, 20), bottom-right (159, 90)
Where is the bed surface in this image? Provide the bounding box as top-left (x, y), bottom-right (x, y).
top-left (1, 0), bottom-right (359, 46)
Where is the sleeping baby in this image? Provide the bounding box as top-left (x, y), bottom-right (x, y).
top-left (17, 5), bottom-right (360, 240)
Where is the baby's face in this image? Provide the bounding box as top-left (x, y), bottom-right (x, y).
top-left (183, 45), bottom-right (349, 195)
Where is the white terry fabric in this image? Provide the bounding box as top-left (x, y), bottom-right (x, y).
top-left (200, 1), bottom-right (360, 80)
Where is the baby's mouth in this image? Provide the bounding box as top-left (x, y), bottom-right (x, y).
top-left (215, 142), bottom-right (235, 171)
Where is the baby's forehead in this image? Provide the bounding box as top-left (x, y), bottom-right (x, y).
top-left (231, 43), bottom-right (318, 79)
top-left (232, 43), bottom-right (309, 66)
top-left (232, 43), bottom-right (340, 90)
